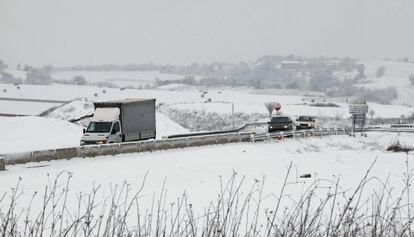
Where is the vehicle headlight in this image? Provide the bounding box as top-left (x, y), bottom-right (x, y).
top-left (284, 125), bottom-right (287, 128)
top-left (96, 140), bottom-right (107, 145)
top-left (80, 141), bottom-right (85, 145)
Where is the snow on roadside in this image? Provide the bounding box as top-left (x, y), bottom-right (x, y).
top-left (42, 98), bottom-right (94, 121)
top-left (156, 113), bottom-right (188, 138)
top-left (0, 112), bottom-right (188, 154)
top-left (0, 116), bottom-right (83, 154)
top-left (0, 132), bottom-right (413, 215)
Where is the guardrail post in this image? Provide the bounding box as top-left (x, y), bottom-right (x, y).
top-left (312, 129), bottom-right (315, 137)
top-left (0, 158), bottom-right (5, 171)
top-left (293, 130), bottom-right (296, 139)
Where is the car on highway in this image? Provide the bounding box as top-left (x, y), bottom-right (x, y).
top-left (268, 116), bottom-right (294, 132)
top-left (295, 116), bottom-right (315, 130)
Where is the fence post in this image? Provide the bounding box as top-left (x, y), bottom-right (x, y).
top-left (0, 158), bottom-right (5, 171)
top-left (312, 129), bottom-right (315, 137)
top-left (293, 130), bottom-right (296, 139)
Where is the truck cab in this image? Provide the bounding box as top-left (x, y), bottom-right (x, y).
top-left (81, 108), bottom-right (123, 145)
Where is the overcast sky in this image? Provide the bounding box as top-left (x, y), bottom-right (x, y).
top-left (1, 0), bottom-right (414, 66)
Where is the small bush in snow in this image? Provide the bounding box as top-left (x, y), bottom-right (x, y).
top-left (409, 74), bottom-right (414, 86)
top-left (72, 75), bottom-right (87, 85)
top-left (376, 66), bottom-right (386, 78)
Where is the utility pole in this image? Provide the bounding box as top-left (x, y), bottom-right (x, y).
top-left (232, 102), bottom-right (235, 129)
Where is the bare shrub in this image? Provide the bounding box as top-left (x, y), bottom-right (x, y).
top-left (376, 66), bottom-right (386, 78)
top-left (409, 74), bottom-right (414, 86)
top-left (2, 160), bottom-right (414, 236)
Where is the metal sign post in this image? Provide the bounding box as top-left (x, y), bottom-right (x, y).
top-left (349, 99), bottom-right (368, 134)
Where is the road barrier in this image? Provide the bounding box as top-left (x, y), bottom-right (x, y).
top-left (251, 127), bottom-right (350, 142)
top-left (1, 126), bottom-right (412, 167)
top-left (2, 132), bottom-right (252, 166)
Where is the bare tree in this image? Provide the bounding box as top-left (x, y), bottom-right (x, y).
top-left (409, 74), bottom-right (414, 86)
top-left (376, 66), bottom-right (386, 78)
top-left (72, 75), bottom-right (87, 85)
top-left (368, 109), bottom-right (375, 125)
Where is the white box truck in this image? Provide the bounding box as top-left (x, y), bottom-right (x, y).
top-left (80, 99), bottom-right (156, 145)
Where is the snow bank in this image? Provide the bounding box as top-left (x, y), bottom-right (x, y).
top-left (42, 98), bottom-right (94, 121)
top-left (0, 112), bottom-right (187, 154)
top-left (0, 132), bottom-right (413, 215)
top-left (156, 113), bottom-right (188, 138)
top-left (0, 116), bottom-right (83, 154)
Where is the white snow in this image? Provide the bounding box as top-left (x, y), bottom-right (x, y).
top-left (43, 98), bottom-right (94, 121)
top-left (0, 112), bottom-right (187, 154)
top-left (358, 60), bottom-right (414, 106)
top-left (1, 83), bottom-right (413, 119)
top-left (0, 116), bottom-right (83, 154)
top-left (0, 132), bottom-right (413, 215)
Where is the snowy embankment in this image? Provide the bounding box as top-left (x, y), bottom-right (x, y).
top-left (0, 113), bottom-right (188, 154)
top-left (0, 132), bottom-right (413, 233)
top-left (0, 116), bottom-right (83, 154)
top-left (0, 132), bottom-right (412, 203)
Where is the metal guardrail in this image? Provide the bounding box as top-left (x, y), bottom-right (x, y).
top-left (1, 125), bottom-right (413, 167)
top-left (251, 127), bottom-right (351, 142)
top-left (0, 97), bottom-right (70, 104)
top-left (2, 132), bottom-right (252, 166)
top-left (165, 122), bottom-right (269, 139)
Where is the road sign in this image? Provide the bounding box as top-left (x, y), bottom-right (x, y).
top-left (349, 99), bottom-right (368, 133)
top-left (274, 103), bottom-right (281, 111)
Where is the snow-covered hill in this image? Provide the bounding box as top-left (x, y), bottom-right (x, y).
top-left (1, 83), bottom-right (413, 120)
top-left (358, 60), bottom-right (414, 106)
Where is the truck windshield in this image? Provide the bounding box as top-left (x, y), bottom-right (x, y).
top-left (86, 122), bottom-right (113, 133)
top-left (270, 117), bottom-right (291, 123)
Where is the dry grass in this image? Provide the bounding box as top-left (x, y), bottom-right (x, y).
top-left (1, 159), bottom-right (414, 236)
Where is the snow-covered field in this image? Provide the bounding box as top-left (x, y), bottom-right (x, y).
top-left (1, 83), bottom-right (413, 119)
top-left (0, 132), bottom-right (413, 219)
top-left (1, 69), bottom-right (414, 234)
top-left (358, 60), bottom-right (414, 106)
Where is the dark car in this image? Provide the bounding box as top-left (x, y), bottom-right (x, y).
top-left (295, 116), bottom-right (315, 130)
top-left (268, 116), bottom-right (293, 132)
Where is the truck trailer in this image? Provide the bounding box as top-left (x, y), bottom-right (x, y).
top-left (80, 98), bottom-right (156, 145)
